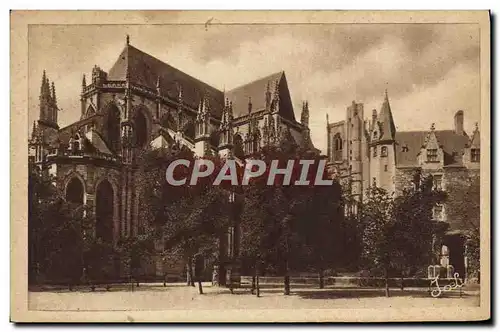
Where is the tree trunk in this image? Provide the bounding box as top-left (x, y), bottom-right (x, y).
top-left (256, 261), bottom-right (261, 297)
top-left (256, 274), bottom-right (260, 298)
top-left (385, 267), bottom-right (390, 297)
top-left (251, 272), bottom-right (256, 295)
top-left (319, 269), bottom-right (325, 289)
top-left (197, 277), bottom-right (203, 294)
top-left (284, 275), bottom-right (290, 295)
top-left (186, 258), bottom-right (195, 287)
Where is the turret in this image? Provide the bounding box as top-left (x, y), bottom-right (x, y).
top-left (369, 90), bottom-right (397, 194)
top-left (38, 71), bottom-right (58, 129)
top-left (378, 89), bottom-right (396, 142)
top-left (82, 74), bottom-right (86, 91)
top-left (218, 98), bottom-right (234, 158)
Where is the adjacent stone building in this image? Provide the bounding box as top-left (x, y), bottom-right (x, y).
top-left (326, 92), bottom-right (481, 277)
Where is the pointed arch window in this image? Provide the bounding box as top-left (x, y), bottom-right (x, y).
top-left (471, 148), bottom-right (480, 162)
top-left (106, 105), bottom-right (121, 152)
top-left (333, 134), bottom-right (342, 161)
top-left (252, 133), bottom-right (260, 153)
top-left (134, 111), bottom-right (148, 148)
top-left (381, 146), bottom-right (388, 157)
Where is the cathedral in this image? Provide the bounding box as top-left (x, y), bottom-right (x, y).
top-left (326, 92), bottom-right (481, 278)
top-left (29, 36), bottom-right (315, 280)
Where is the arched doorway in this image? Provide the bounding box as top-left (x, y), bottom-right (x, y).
top-left (95, 180), bottom-right (114, 243)
top-left (106, 105), bottom-right (121, 152)
top-left (66, 177), bottom-right (84, 205)
top-left (134, 111), bottom-right (148, 148)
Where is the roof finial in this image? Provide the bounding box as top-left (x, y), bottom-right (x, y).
top-left (126, 34), bottom-right (130, 45)
top-left (430, 122), bottom-right (435, 131)
top-left (474, 122), bottom-right (479, 132)
top-left (384, 88), bottom-right (388, 101)
top-left (326, 113), bottom-right (329, 124)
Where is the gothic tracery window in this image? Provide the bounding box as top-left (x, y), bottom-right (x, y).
top-left (134, 111), bottom-right (148, 148)
top-left (107, 105), bottom-right (121, 152)
top-left (333, 134), bottom-right (342, 161)
top-left (471, 148), bottom-right (480, 162)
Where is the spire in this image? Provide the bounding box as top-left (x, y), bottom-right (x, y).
top-left (326, 113), bottom-right (329, 125)
top-left (51, 81), bottom-right (57, 108)
top-left (248, 96), bottom-right (252, 114)
top-left (301, 101), bottom-right (309, 127)
top-left (378, 89), bottom-right (396, 141)
top-left (474, 122), bottom-right (479, 132)
top-left (40, 70), bottom-right (47, 95)
top-left (31, 121), bottom-right (37, 140)
top-left (82, 74), bottom-right (86, 90)
top-left (39, 70), bottom-right (52, 123)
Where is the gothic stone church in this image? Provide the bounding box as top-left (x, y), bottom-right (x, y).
top-left (29, 37), bottom-right (316, 279)
top-left (326, 93), bottom-right (481, 278)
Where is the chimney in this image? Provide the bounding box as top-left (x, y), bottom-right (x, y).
top-left (454, 110), bottom-right (464, 136)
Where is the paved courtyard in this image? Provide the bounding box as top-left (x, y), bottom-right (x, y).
top-left (29, 282), bottom-right (480, 311)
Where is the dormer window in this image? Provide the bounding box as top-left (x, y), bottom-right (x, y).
top-left (381, 146), bottom-right (388, 157)
top-left (402, 145), bottom-right (409, 152)
top-left (471, 148), bottom-right (480, 162)
top-left (373, 131), bottom-right (378, 139)
top-left (427, 149), bottom-right (438, 162)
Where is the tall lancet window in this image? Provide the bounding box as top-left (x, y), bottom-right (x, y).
top-left (334, 134), bottom-right (342, 161)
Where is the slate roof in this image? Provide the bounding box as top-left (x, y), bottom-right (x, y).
top-left (395, 130), bottom-right (470, 167)
top-left (378, 91), bottom-right (396, 141)
top-left (107, 44), bottom-right (299, 124)
top-left (108, 44), bottom-right (225, 118)
top-left (224, 71), bottom-right (297, 121)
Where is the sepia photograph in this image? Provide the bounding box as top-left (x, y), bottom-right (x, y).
top-left (10, 10), bottom-right (490, 322)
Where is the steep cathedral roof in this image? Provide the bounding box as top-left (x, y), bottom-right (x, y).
top-left (225, 71), bottom-right (297, 121)
top-left (107, 43), bottom-right (298, 123)
top-left (378, 90), bottom-right (396, 141)
top-left (108, 43), bottom-right (225, 118)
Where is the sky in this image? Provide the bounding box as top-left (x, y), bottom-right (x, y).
top-left (28, 23), bottom-right (480, 154)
